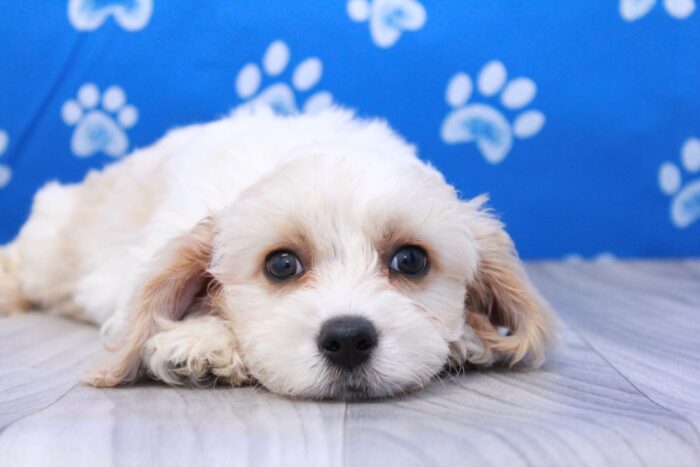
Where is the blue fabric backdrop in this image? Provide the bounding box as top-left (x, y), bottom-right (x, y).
top-left (0, 1), bottom-right (698, 259)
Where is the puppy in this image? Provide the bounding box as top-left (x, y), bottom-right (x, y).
top-left (0, 107), bottom-right (554, 399)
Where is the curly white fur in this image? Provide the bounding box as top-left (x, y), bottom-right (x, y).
top-left (143, 316), bottom-right (247, 386)
top-left (1, 106), bottom-right (555, 399)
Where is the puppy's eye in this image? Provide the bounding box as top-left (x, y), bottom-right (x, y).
top-left (389, 246), bottom-right (428, 276)
top-left (265, 251), bottom-right (304, 280)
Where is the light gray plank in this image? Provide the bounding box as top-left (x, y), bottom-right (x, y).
top-left (528, 261), bottom-right (700, 430)
top-left (0, 385), bottom-right (346, 467)
top-left (0, 313), bottom-right (100, 429)
top-left (343, 322), bottom-right (700, 467)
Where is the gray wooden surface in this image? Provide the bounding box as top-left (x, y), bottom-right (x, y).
top-left (0, 261), bottom-right (698, 467)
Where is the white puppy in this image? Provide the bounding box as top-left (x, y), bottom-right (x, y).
top-left (0, 107), bottom-right (554, 399)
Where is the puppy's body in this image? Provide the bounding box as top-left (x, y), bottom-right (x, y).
top-left (0, 107), bottom-right (554, 399)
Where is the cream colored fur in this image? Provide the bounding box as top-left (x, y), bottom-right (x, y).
top-left (0, 106), bottom-right (555, 399)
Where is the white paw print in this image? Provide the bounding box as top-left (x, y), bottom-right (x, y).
top-left (68, 0), bottom-right (153, 31)
top-left (441, 61), bottom-right (545, 164)
top-left (61, 83), bottom-right (138, 158)
top-left (659, 138), bottom-right (700, 228)
top-left (347, 0), bottom-right (427, 48)
top-left (235, 40), bottom-right (333, 115)
top-left (0, 129), bottom-right (11, 189)
top-left (619, 0), bottom-right (695, 21)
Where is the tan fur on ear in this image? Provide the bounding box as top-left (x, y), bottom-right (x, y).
top-left (83, 217), bottom-right (218, 387)
top-left (465, 197), bottom-right (555, 368)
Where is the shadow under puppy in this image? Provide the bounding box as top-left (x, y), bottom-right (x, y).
top-left (0, 107), bottom-right (555, 399)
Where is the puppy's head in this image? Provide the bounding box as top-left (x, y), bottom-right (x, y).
top-left (86, 147), bottom-right (554, 398)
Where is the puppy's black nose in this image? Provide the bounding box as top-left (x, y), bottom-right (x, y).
top-left (318, 316), bottom-right (378, 370)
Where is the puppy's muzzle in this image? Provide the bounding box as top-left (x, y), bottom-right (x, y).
top-left (318, 316), bottom-right (378, 370)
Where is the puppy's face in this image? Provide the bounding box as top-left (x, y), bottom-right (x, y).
top-left (88, 148), bottom-right (554, 398)
top-left (211, 152), bottom-right (477, 398)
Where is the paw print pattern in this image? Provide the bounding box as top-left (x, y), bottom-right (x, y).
top-left (441, 61), bottom-right (545, 164)
top-left (68, 0), bottom-right (153, 31)
top-left (619, 0), bottom-right (695, 21)
top-left (0, 130), bottom-right (10, 189)
top-left (235, 40), bottom-right (333, 115)
top-left (61, 83), bottom-right (138, 158)
top-left (346, 0), bottom-right (427, 48)
top-left (659, 138), bottom-right (700, 228)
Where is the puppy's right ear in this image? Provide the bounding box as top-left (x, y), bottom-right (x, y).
top-left (464, 197), bottom-right (556, 368)
top-left (83, 217), bottom-right (218, 387)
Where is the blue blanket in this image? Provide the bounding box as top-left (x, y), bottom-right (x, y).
top-left (0, 0), bottom-right (698, 259)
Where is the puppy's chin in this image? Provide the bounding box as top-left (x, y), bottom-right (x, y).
top-left (321, 367), bottom-right (425, 400)
top-left (251, 351), bottom-right (445, 400)
top-left (284, 367), bottom-right (426, 401)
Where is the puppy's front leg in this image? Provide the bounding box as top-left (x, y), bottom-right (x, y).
top-left (142, 316), bottom-right (248, 387)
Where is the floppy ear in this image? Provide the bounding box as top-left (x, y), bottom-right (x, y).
top-left (464, 197), bottom-right (555, 368)
top-left (83, 217), bottom-right (220, 387)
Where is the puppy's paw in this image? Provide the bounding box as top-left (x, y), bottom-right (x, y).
top-left (142, 316), bottom-right (248, 387)
top-left (81, 367), bottom-right (129, 388)
top-left (449, 324), bottom-right (496, 368)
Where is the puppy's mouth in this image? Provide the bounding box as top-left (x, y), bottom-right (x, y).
top-left (318, 366), bottom-right (412, 400)
top-left (324, 368), bottom-right (374, 400)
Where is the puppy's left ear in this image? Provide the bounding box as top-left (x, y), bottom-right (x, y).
top-left (464, 197), bottom-right (555, 368)
top-left (83, 217), bottom-right (219, 387)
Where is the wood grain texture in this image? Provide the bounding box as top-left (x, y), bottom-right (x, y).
top-left (0, 313), bottom-right (100, 429)
top-left (528, 261), bottom-right (700, 430)
top-left (343, 323), bottom-right (700, 467)
top-left (0, 261), bottom-right (698, 466)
